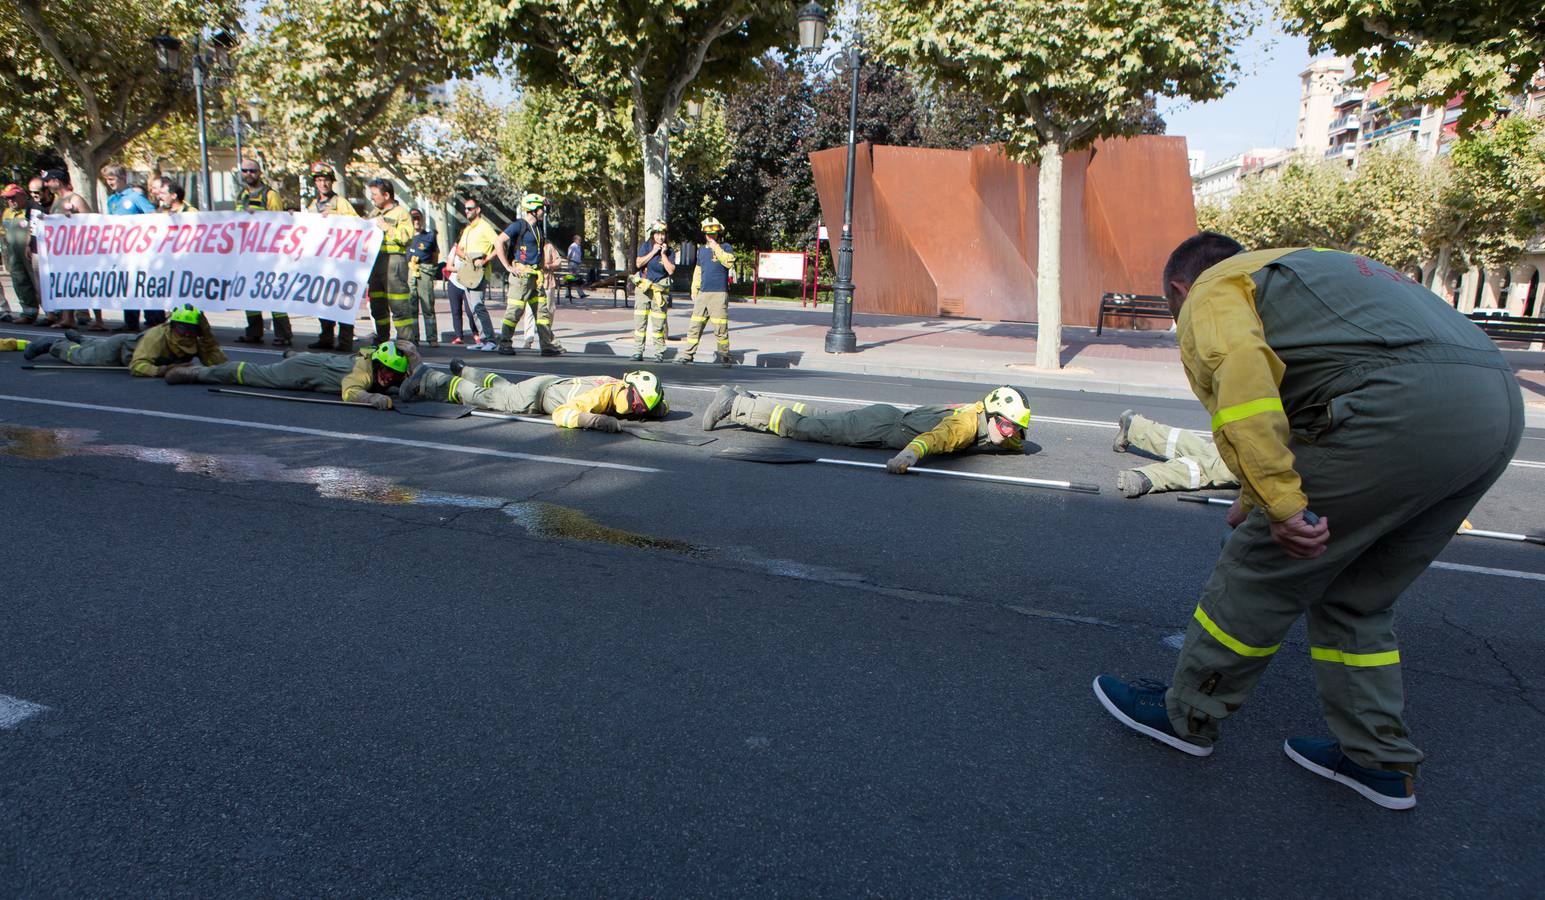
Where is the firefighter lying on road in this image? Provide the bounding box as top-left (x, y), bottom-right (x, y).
top-left (23, 303), bottom-right (228, 377)
top-left (399, 362), bottom-right (668, 432)
top-left (165, 341), bottom-right (421, 410)
top-left (702, 384), bottom-right (1033, 473)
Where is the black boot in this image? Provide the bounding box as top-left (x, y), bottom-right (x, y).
top-left (22, 337), bottom-right (56, 360)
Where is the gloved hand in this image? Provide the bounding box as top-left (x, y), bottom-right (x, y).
top-left (366, 393), bottom-right (393, 411)
top-left (576, 412), bottom-right (622, 433)
top-left (886, 448), bottom-right (919, 474)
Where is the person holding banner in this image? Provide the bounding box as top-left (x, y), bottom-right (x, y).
top-left (41, 169), bottom-right (105, 334)
top-left (365, 178), bottom-right (416, 346)
top-left (233, 159), bottom-right (292, 348)
top-left (400, 362), bottom-right (669, 430)
top-left (445, 196), bottom-right (499, 350)
top-left (630, 220), bottom-right (676, 362)
top-left (495, 193), bottom-right (563, 357)
top-left (304, 163), bottom-right (362, 353)
top-left (103, 163), bottom-right (163, 333)
top-left (679, 216), bottom-right (735, 368)
top-left (168, 341), bottom-right (422, 411)
top-left (24, 304), bottom-right (228, 378)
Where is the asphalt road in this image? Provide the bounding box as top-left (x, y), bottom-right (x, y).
top-left (2, 328), bottom-right (1543, 897)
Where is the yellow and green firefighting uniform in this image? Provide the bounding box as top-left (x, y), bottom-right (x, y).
top-left (1163, 247), bottom-right (1523, 772)
top-left (728, 394), bottom-right (1023, 457)
top-left (1123, 413), bottom-right (1237, 493)
top-left (685, 242), bottom-right (735, 362)
top-left (234, 184), bottom-right (290, 344)
top-left (403, 366), bottom-right (669, 427)
top-left (47, 318), bottom-right (227, 376)
top-left (407, 230), bottom-right (439, 344)
top-left (499, 220), bottom-right (559, 353)
top-left (3, 205), bottom-right (39, 319)
top-left (369, 202), bottom-right (415, 344)
top-left (306, 193), bottom-right (361, 349)
top-left (191, 343), bottom-right (421, 407)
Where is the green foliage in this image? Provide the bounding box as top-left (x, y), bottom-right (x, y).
top-left (1431, 116), bottom-right (1545, 268)
top-left (0, 0), bottom-right (238, 184)
top-left (369, 86), bottom-right (502, 203)
top-left (1281, 0), bottom-right (1545, 133)
top-left (867, 0), bottom-right (1248, 159)
top-left (500, 85), bottom-right (641, 207)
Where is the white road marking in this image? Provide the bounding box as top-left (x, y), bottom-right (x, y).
top-left (0, 694), bottom-right (48, 729)
top-left (0, 395), bottom-right (663, 473)
top-left (1429, 561), bottom-right (1545, 583)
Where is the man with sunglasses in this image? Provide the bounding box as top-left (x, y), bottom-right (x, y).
top-left (398, 361), bottom-right (667, 431)
top-left (444, 196), bottom-right (499, 348)
top-left (702, 384), bottom-right (1032, 472)
top-left (24, 303), bottom-right (227, 377)
top-left (233, 159), bottom-right (292, 347)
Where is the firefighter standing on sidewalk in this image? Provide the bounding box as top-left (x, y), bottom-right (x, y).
top-left (406, 209), bottom-right (439, 346)
top-left (366, 178), bottom-right (415, 345)
top-left (631, 220), bottom-right (675, 361)
top-left (679, 216), bottom-right (735, 367)
top-left (1092, 235), bottom-right (1524, 811)
top-left (494, 193), bottom-right (563, 356)
top-left (304, 163), bottom-right (361, 352)
top-left (232, 159), bottom-right (291, 347)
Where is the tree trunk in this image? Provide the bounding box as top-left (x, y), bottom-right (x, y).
top-left (60, 144), bottom-right (99, 211)
top-left (607, 205), bottom-right (630, 271)
top-left (1034, 142), bottom-right (1064, 370)
top-left (1428, 245), bottom-right (1452, 302)
top-left (599, 207), bottom-right (612, 267)
top-left (641, 125), bottom-right (669, 228)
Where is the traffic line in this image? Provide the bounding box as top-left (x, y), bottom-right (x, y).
top-left (1429, 561), bottom-right (1545, 583)
top-left (0, 693), bottom-right (48, 729)
top-left (0, 395), bottom-right (662, 473)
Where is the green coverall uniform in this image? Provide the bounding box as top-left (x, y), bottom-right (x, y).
top-left (1124, 413), bottom-right (1237, 493)
top-left (192, 344), bottom-right (421, 406)
top-left (233, 184), bottom-right (291, 345)
top-left (369, 203), bottom-right (415, 344)
top-left (3, 206), bottom-right (39, 319)
top-left (728, 393), bottom-right (1023, 458)
top-left (498, 217), bottom-right (559, 353)
top-left (307, 193), bottom-right (361, 351)
top-left (404, 367), bottom-right (670, 425)
top-left (1165, 248), bottom-right (1523, 772)
top-left (47, 320), bottom-right (227, 376)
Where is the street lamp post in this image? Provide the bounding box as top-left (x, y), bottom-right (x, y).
top-left (153, 30), bottom-right (237, 209)
top-left (797, 2), bottom-right (858, 354)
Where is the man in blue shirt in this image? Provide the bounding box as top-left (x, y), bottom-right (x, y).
top-left (494, 193), bottom-right (563, 356)
top-left (102, 163), bottom-right (161, 331)
top-left (565, 233), bottom-right (587, 300)
top-left (680, 216), bottom-right (735, 367)
top-left (406, 209), bottom-right (439, 346)
top-left (631, 219), bottom-right (676, 361)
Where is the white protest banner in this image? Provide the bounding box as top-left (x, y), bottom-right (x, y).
top-left (35, 212), bottom-right (383, 324)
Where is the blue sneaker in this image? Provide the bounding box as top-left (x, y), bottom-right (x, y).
top-left (1093, 676), bottom-right (1212, 757)
top-left (1284, 737), bottom-right (1416, 810)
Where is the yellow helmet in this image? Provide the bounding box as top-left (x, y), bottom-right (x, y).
top-left (700, 216), bottom-right (723, 234)
top-left (622, 370), bottom-right (663, 411)
top-left (521, 193), bottom-right (546, 211)
top-left (983, 386), bottom-right (1032, 431)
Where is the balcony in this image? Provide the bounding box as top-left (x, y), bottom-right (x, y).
top-left (1333, 89), bottom-right (1364, 107)
top-left (1328, 114), bottom-right (1361, 135)
top-left (1324, 143), bottom-right (1357, 159)
top-left (1363, 116), bottom-right (1421, 141)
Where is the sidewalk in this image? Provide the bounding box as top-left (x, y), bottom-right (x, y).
top-left (9, 283), bottom-right (1544, 419)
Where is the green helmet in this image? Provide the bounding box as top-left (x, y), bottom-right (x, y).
top-left (983, 386), bottom-right (1032, 431)
top-left (522, 192), bottom-right (546, 211)
top-left (168, 303), bottom-right (202, 327)
top-left (622, 370), bottom-right (663, 411)
top-left (372, 341), bottom-right (409, 374)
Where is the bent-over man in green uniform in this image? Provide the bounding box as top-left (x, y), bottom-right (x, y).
top-left (1093, 235), bottom-right (1523, 812)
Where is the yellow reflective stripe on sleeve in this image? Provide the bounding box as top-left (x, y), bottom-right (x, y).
top-left (792, 403), bottom-right (807, 414)
top-left (907, 438), bottom-right (928, 456)
top-left (1310, 646), bottom-right (1401, 667)
top-left (236, 361), bottom-right (246, 385)
top-left (1193, 605), bottom-right (1280, 657)
top-left (482, 374), bottom-right (497, 388)
top-left (1210, 397), bottom-right (1285, 431)
top-left (769, 405), bottom-right (786, 434)
top-left (555, 410), bottom-right (579, 428)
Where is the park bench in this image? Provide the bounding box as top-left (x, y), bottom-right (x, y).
top-left (1096, 292), bottom-right (1173, 335)
top-left (1467, 310), bottom-right (1545, 343)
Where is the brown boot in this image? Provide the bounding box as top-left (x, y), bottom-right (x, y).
top-left (164, 365), bottom-right (203, 385)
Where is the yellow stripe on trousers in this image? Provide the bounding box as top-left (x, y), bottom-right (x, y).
top-left (1310, 647), bottom-right (1401, 667)
top-left (1193, 604), bottom-right (1280, 657)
